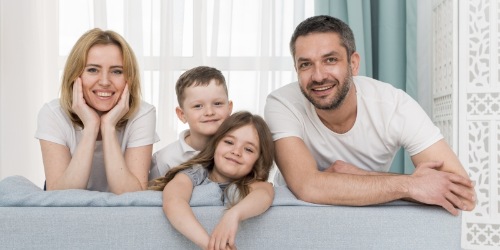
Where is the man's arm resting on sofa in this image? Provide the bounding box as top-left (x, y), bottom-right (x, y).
top-left (275, 137), bottom-right (474, 215)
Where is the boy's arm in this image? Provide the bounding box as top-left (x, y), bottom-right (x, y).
top-left (163, 174), bottom-right (210, 249)
top-left (209, 181), bottom-right (274, 250)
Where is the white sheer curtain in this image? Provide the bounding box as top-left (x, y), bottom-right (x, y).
top-left (0, 0), bottom-right (314, 186)
top-left (0, 0), bottom-right (59, 187)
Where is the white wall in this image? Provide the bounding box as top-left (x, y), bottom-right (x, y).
top-left (0, 0), bottom-right (59, 187)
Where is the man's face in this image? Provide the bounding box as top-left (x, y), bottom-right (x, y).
top-left (294, 32), bottom-right (354, 110)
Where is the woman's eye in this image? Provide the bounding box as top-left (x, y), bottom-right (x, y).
top-left (86, 68), bottom-right (98, 73)
top-left (112, 69), bottom-right (123, 75)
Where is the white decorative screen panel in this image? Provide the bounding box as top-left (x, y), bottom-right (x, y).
top-left (449, 0), bottom-right (500, 248)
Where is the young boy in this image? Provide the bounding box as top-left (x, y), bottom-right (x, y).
top-left (149, 66), bottom-right (233, 179)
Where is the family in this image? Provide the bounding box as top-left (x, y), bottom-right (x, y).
top-left (35, 15), bottom-right (476, 250)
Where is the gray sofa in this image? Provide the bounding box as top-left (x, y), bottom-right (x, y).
top-left (0, 176), bottom-right (461, 249)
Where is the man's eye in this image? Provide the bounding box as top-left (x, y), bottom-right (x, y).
top-left (326, 57), bottom-right (338, 63)
top-left (299, 62), bottom-right (310, 69)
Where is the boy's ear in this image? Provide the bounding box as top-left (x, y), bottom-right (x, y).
top-left (228, 100), bottom-right (233, 113)
top-left (175, 106), bottom-right (187, 123)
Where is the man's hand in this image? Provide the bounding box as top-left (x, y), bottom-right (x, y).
top-left (408, 161), bottom-right (475, 216)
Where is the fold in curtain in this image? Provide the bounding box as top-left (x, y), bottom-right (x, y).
top-left (315, 0), bottom-right (417, 174)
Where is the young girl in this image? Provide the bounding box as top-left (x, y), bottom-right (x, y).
top-left (149, 111), bottom-right (274, 250)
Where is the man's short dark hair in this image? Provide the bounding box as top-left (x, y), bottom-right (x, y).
top-left (290, 15), bottom-right (356, 61)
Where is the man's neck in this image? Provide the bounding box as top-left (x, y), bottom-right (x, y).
top-left (316, 84), bottom-right (357, 134)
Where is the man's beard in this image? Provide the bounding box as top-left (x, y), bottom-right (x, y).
top-left (300, 71), bottom-right (353, 110)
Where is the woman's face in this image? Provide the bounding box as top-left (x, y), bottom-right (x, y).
top-left (80, 44), bottom-right (127, 113)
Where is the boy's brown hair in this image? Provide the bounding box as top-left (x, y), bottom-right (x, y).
top-left (175, 66), bottom-right (228, 107)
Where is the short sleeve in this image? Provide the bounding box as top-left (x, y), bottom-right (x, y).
top-left (392, 91), bottom-right (443, 156)
top-left (179, 165), bottom-right (209, 187)
top-left (264, 85), bottom-right (305, 141)
top-left (124, 102), bottom-right (160, 148)
top-left (34, 101), bottom-right (71, 146)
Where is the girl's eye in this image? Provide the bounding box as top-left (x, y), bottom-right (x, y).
top-left (244, 147), bottom-right (254, 153)
top-left (223, 140), bottom-right (233, 145)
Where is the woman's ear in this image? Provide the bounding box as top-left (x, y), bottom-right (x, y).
top-left (175, 107), bottom-right (187, 123)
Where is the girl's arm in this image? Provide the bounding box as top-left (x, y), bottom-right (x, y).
top-left (101, 86), bottom-right (151, 194)
top-left (163, 174), bottom-right (211, 249)
top-left (42, 78), bottom-right (100, 190)
top-left (209, 181), bottom-right (274, 250)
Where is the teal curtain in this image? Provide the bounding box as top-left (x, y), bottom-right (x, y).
top-left (315, 0), bottom-right (417, 174)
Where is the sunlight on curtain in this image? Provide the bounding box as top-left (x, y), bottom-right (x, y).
top-left (58, 0), bottom-right (315, 151)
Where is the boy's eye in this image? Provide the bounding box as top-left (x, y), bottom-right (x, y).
top-left (214, 101), bottom-right (224, 106)
top-left (193, 104), bottom-right (203, 109)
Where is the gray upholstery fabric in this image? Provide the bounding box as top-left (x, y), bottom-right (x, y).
top-left (0, 176), bottom-right (461, 249)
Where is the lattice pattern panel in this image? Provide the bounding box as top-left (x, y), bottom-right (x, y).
top-left (461, 0), bottom-right (500, 249)
top-left (467, 121), bottom-right (491, 218)
top-left (433, 0), bottom-right (455, 149)
top-left (468, 93), bottom-right (500, 117)
top-left (465, 223), bottom-right (500, 247)
top-left (469, 0), bottom-right (491, 88)
top-left (433, 0), bottom-right (454, 96)
top-left (433, 94), bottom-right (453, 145)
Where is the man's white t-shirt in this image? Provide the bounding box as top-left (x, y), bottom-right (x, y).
top-left (35, 99), bottom-right (160, 192)
top-left (265, 76), bottom-right (442, 183)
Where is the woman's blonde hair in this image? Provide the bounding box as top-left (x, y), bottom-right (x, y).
top-left (149, 111), bottom-right (274, 206)
top-left (60, 28), bottom-right (142, 129)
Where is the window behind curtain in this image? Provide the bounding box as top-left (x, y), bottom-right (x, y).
top-left (58, 0), bottom-right (314, 150)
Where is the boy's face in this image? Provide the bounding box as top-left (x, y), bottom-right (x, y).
top-left (176, 79), bottom-right (233, 139)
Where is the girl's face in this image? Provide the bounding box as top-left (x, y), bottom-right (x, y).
top-left (210, 124), bottom-right (260, 183)
top-left (80, 44), bottom-right (127, 114)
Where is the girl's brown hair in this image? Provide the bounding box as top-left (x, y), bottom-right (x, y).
top-left (149, 111), bottom-right (274, 206)
top-left (60, 28), bottom-right (142, 129)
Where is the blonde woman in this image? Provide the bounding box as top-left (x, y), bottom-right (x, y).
top-left (36, 28), bottom-right (158, 194)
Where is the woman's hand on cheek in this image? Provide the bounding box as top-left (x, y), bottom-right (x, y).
top-left (101, 84), bottom-right (130, 129)
top-left (72, 77), bottom-right (100, 131)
